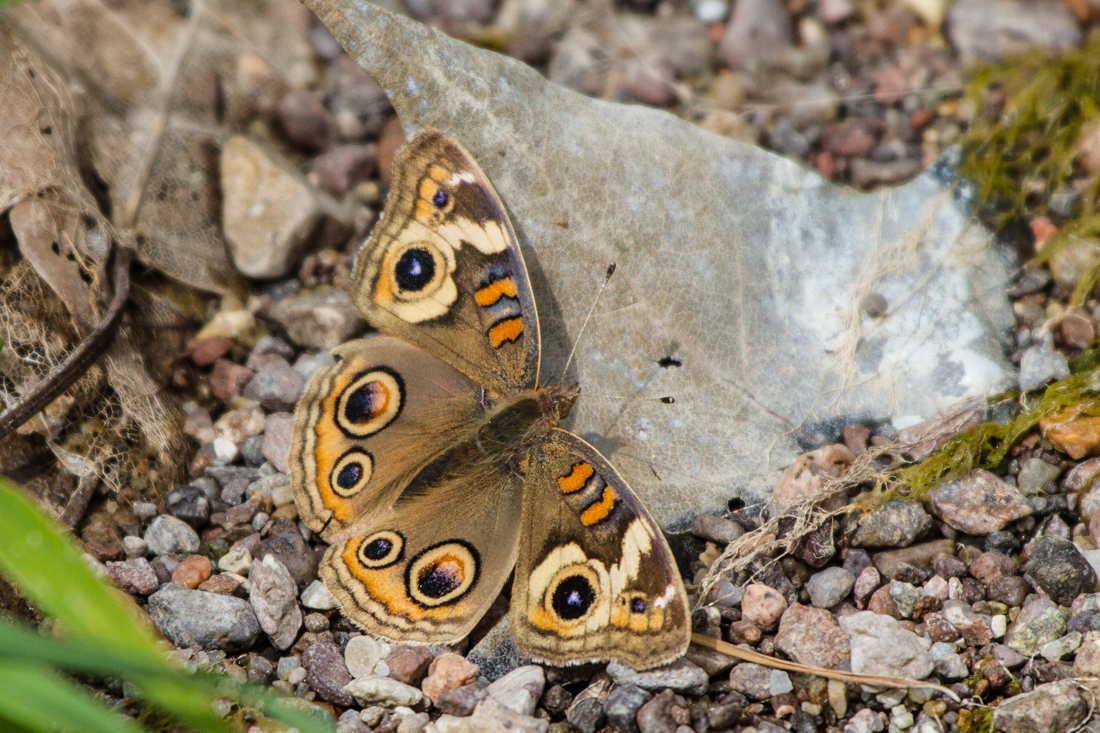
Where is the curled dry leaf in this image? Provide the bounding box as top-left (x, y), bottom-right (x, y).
top-left (6, 0), bottom-right (317, 292)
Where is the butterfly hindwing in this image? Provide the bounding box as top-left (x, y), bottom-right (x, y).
top-left (320, 439), bottom-right (524, 643)
top-left (290, 334), bottom-right (483, 540)
top-left (510, 428), bottom-right (691, 669)
top-left (349, 130), bottom-right (540, 393)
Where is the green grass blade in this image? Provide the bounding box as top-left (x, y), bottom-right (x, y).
top-left (0, 660), bottom-right (147, 733)
top-left (0, 478), bottom-right (334, 732)
top-left (0, 478), bottom-right (161, 660)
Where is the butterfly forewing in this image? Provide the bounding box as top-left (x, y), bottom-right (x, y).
top-left (290, 335), bottom-right (483, 540)
top-left (350, 130), bottom-right (540, 394)
top-left (511, 429), bottom-right (691, 669)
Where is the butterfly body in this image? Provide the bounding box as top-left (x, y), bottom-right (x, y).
top-left (291, 130), bottom-right (689, 669)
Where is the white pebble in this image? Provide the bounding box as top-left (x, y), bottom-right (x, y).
top-left (991, 614), bottom-right (1007, 639)
top-left (287, 666), bottom-right (307, 685)
top-left (218, 547), bottom-right (253, 575)
top-left (223, 571), bottom-right (251, 593)
top-left (123, 536), bottom-right (149, 558)
top-left (301, 579), bottom-right (338, 610)
top-left (344, 635), bottom-right (394, 678)
top-left (890, 704), bottom-right (914, 731)
top-left (693, 0), bottom-right (729, 23)
top-left (213, 437), bottom-right (239, 464)
top-left (252, 512), bottom-right (270, 531)
top-left (769, 670), bottom-right (792, 696)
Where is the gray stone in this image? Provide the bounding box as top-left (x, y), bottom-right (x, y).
top-left (604, 684), bottom-right (651, 733)
top-left (434, 699), bottom-right (548, 733)
top-left (1006, 599), bottom-right (1068, 656)
top-left (144, 515), bottom-right (201, 555)
top-left (928, 642), bottom-right (968, 679)
top-left (486, 665), bottom-right (544, 717)
top-left (993, 679), bottom-right (1087, 733)
top-left (270, 289), bottom-right (364, 351)
top-left (307, 0), bottom-right (1015, 527)
top-left (106, 557), bottom-right (159, 595)
top-left (165, 484), bottom-right (211, 528)
top-left (122, 536), bottom-right (148, 558)
top-left (1040, 631), bottom-right (1082, 662)
top-left (1018, 458), bottom-right (1063, 495)
top-left (249, 555), bottom-right (302, 650)
top-left (565, 696), bottom-right (606, 733)
top-left (948, 0), bottom-right (1082, 65)
top-left (148, 584), bottom-right (260, 651)
top-left (606, 658), bottom-right (708, 696)
top-left (257, 524), bottom-right (319, 589)
top-left (728, 663), bottom-right (771, 700)
top-left (690, 514), bottom-right (744, 543)
top-left (636, 688), bottom-right (679, 733)
top-left (294, 351), bottom-right (336, 381)
top-left (839, 611), bottom-right (933, 679)
top-left (806, 567), bottom-right (855, 608)
top-left (1024, 537), bottom-right (1097, 606)
top-left (851, 500), bottom-right (932, 548)
top-left (1018, 347), bottom-right (1071, 392)
top-left (889, 580), bottom-right (922, 619)
top-left (717, 0), bottom-right (792, 69)
top-left (873, 540), bottom-right (954, 580)
top-left (243, 361), bottom-right (305, 412)
top-left (222, 136), bottom-right (348, 279)
top-left (302, 639), bottom-right (355, 707)
top-left (928, 470), bottom-right (1032, 535)
top-left (261, 413), bottom-right (296, 474)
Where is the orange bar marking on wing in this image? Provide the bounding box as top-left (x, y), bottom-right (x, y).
top-left (488, 317), bottom-right (524, 346)
top-left (558, 463), bottom-right (594, 494)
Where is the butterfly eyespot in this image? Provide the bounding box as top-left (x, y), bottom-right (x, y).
top-left (336, 369), bottom-right (404, 438)
top-left (432, 189), bottom-right (449, 208)
top-left (356, 530), bottom-right (404, 569)
top-left (552, 574), bottom-right (595, 621)
top-left (395, 247), bottom-right (437, 292)
top-left (406, 540), bottom-right (480, 607)
top-left (330, 449), bottom-right (374, 497)
top-left (631, 598), bottom-right (647, 614)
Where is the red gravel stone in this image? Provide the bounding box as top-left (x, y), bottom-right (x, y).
top-left (210, 359), bottom-right (254, 400)
top-left (187, 337), bottom-right (233, 367)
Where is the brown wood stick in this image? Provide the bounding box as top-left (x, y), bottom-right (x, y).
top-left (691, 632), bottom-right (959, 701)
top-left (0, 247), bottom-right (132, 441)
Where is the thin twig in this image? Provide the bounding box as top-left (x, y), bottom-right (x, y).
top-left (691, 633), bottom-right (960, 701)
top-left (0, 247), bottom-right (133, 441)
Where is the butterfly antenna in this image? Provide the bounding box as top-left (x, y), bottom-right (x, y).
top-left (558, 263), bottom-right (616, 385)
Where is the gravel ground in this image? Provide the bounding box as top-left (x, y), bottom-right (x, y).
top-left (59, 0), bottom-right (1100, 732)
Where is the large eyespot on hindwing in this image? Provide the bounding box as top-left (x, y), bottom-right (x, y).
top-left (335, 368), bottom-right (404, 438)
top-left (355, 530), bottom-right (405, 569)
top-left (406, 540), bottom-right (480, 608)
top-left (330, 449), bottom-right (374, 497)
top-left (546, 564), bottom-right (601, 623)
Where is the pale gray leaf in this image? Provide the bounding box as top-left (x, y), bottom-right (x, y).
top-left (309, 0), bottom-right (1015, 525)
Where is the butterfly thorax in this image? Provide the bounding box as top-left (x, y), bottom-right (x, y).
top-left (475, 382), bottom-right (580, 461)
